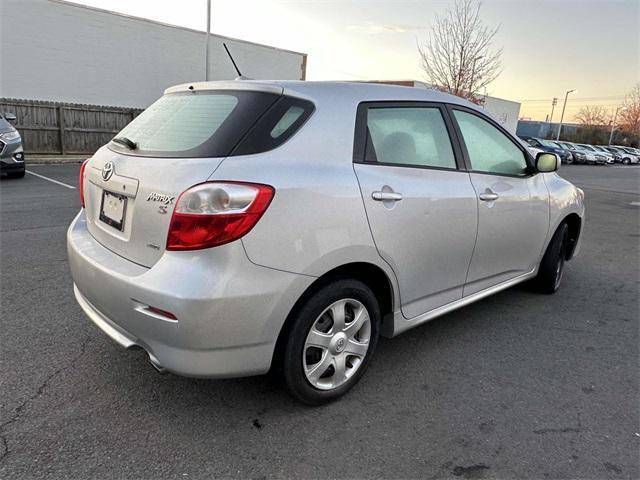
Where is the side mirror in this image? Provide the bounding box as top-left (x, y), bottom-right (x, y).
top-left (4, 112), bottom-right (16, 122)
top-left (536, 152), bottom-right (559, 172)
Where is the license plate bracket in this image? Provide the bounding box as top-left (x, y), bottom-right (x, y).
top-left (99, 190), bottom-right (127, 231)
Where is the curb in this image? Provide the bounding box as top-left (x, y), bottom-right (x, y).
top-left (27, 156), bottom-right (88, 165)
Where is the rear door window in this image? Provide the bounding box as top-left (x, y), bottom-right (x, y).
top-left (364, 106), bottom-right (457, 169)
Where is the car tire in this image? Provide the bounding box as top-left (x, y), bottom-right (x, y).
top-left (565, 157), bottom-right (574, 165)
top-left (534, 223), bottom-right (569, 294)
top-left (623, 158), bottom-right (630, 165)
top-left (281, 279), bottom-right (380, 405)
top-left (7, 169), bottom-right (25, 178)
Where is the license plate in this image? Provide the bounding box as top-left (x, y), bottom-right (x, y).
top-left (100, 190), bottom-right (127, 231)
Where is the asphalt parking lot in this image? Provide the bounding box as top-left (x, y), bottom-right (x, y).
top-left (1, 163), bottom-right (638, 479)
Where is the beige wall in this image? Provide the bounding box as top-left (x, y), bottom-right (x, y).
top-left (0, 0), bottom-right (306, 107)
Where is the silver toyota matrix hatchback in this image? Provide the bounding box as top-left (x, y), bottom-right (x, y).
top-left (68, 81), bottom-right (584, 404)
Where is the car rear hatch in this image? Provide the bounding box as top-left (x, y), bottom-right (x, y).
top-left (82, 83), bottom-right (284, 268)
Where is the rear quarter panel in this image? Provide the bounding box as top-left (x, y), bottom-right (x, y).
top-left (209, 90), bottom-right (398, 286)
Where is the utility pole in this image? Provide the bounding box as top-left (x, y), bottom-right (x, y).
top-left (549, 97), bottom-right (558, 123)
top-left (205, 0), bottom-right (211, 81)
top-left (608, 106), bottom-right (623, 145)
top-left (556, 89), bottom-right (576, 141)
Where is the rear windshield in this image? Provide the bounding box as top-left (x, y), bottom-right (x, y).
top-left (108, 90), bottom-right (314, 158)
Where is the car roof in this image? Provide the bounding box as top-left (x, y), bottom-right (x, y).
top-left (165, 80), bottom-right (483, 111)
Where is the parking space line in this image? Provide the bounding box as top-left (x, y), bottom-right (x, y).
top-left (26, 170), bottom-right (76, 189)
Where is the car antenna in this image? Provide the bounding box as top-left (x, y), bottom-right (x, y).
top-left (223, 42), bottom-right (251, 80)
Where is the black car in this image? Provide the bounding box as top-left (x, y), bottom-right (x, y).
top-left (0, 112), bottom-right (25, 178)
top-left (519, 136), bottom-right (573, 164)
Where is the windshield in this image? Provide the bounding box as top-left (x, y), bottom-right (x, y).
top-left (539, 139), bottom-right (559, 148)
top-left (578, 145), bottom-right (595, 151)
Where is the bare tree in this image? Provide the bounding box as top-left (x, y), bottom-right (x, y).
top-left (575, 105), bottom-right (608, 127)
top-left (619, 83), bottom-right (640, 135)
top-left (418, 0), bottom-right (502, 102)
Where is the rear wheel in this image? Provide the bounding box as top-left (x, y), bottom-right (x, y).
top-left (281, 279), bottom-right (380, 405)
top-left (534, 223), bottom-right (568, 294)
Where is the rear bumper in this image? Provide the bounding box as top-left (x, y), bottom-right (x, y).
top-left (67, 210), bottom-right (314, 378)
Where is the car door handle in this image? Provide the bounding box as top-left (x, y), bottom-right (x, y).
top-left (478, 190), bottom-right (499, 202)
top-left (372, 191), bottom-right (403, 202)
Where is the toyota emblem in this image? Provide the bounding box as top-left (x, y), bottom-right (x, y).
top-left (102, 161), bottom-right (114, 181)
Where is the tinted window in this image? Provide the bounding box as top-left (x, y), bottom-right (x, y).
top-left (271, 106), bottom-right (305, 138)
top-left (118, 94), bottom-right (238, 152)
top-left (453, 110), bottom-right (528, 176)
top-left (108, 90), bottom-right (281, 158)
top-left (365, 107), bottom-right (456, 169)
top-left (232, 96), bottom-right (314, 156)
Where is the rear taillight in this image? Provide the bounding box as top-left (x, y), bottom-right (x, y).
top-left (166, 182), bottom-right (274, 251)
top-left (79, 160), bottom-right (88, 208)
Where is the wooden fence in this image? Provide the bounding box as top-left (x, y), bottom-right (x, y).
top-left (0, 98), bottom-right (143, 155)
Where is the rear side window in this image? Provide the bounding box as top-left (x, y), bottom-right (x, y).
top-left (108, 90), bottom-right (313, 159)
top-left (232, 97), bottom-right (314, 156)
top-left (364, 107), bottom-right (457, 169)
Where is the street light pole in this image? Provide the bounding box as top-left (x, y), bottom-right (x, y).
top-left (205, 0), bottom-right (211, 81)
top-left (556, 89), bottom-right (576, 141)
top-left (549, 97), bottom-right (558, 123)
top-left (608, 106), bottom-right (623, 145)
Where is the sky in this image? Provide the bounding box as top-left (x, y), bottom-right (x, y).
top-left (68, 0), bottom-right (639, 122)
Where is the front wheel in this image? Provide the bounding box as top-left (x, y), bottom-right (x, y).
top-left (534, 223), bottom-right (569, 294)
top-left (281, 279), bottom-right (380, 405)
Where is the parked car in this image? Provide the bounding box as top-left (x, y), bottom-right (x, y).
top-left (0, 111), bottom-right (25, 178)
top-left (573, 144), bottom-right (606, 165)
top-left (578, 144), bottom-right (614, 164)
top-left (604, 146), bottom-right (635, 164)
top-left (556, 141), bottom-right (588, 164)
top-left (612, 146), bottom-right (640, 164)
top-left (67, 81), bottom-right (585, 404)
top-left (519, 136), bottom-right (573, 164)
top-left (594, 145), bottom-right (623, 163)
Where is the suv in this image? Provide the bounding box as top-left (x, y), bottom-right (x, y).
top-left (0, 111), bottom-right (25, 178)
top-left (67, 81), bottom-right (585, 404)
top-left (519, 136), bottom-right (573, 164)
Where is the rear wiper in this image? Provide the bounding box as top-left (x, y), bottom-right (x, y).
top-left (112, 136), bottom-right (137, 150)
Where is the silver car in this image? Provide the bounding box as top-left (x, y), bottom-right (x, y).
top-left (0, 111), bottom-right (25, 178)
top-left (68, 81), bottom-right (585, 404)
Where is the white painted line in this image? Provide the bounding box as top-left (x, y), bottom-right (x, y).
top-left (26, 170), bottom-right (76, 189)
top-left (630, 202), bottom-right (640, 207)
